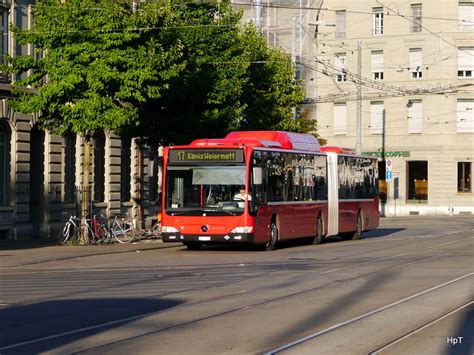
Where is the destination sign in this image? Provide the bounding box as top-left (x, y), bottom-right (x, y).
top-left (169, 149), bottom-right (244, 164)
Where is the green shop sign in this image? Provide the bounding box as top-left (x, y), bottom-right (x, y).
top-left (363, 151), bottom-right (410, 158)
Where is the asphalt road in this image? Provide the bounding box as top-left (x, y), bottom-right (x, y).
top-left (0, 216), bottom-right (472, 354)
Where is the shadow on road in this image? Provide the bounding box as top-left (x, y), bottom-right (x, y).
top-left (0, 238), bottom-right (58, 251)
top-left (263, 271), bottom-right (397, 353)
top-left (361, 227), bottom-right (405, 239)
top-left (0, 298), bottom-right (181, 354)
top-left (445, 303), bottom-right (474, 355)
top-left (174, 227), bottom-right (405, 252)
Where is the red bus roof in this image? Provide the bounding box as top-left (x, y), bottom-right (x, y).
top-left (190, 131), bottom-right (321, 152)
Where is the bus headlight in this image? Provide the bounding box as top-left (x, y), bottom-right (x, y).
top-left (230, 226), bottom-right (253, 233)
top-left (161, 226), bottom-right (179, 233)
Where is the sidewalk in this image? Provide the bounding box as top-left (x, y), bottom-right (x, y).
top-left (0, 238), bottom-right (182, 268)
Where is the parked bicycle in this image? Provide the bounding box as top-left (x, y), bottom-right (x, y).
top-left (138, 220), bottom-right (161, 240)
top-left (86, 214), bottom-right (108, 244)
top-left (58, 214), bottom-right (81, 245)
top-left (59, 213), bottom-right (134, 245)
top-left (107, 215), bottom-right (136, 244)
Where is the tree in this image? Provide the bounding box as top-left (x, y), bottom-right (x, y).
top-left (139, 0), bottom-right (248, 145)
top-left (140, 1), bottom-right (316, 146)
top-left (6, 0), bottom-right (183, 242)
top-left (239, 26), bottom-right (304, 131)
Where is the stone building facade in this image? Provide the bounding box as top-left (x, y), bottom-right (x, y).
top-left (235, 0), bottom-right (473, 216)
top-left (0, 1), bottom-right (161, 239)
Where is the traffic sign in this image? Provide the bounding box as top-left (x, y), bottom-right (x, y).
top-left (386, 159), bottom-right (393, 171)
top-left (386, 170), bottom-right (393, 182)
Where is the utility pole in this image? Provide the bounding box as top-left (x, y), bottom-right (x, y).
top-left (291, 16), bottom-right (298, 64)
top-left (356, 39), bottom-right (362, 155)
top-left (254, 0), bottom-right (262, 27)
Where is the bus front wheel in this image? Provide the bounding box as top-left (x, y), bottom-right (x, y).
top-left (265, 223), bottom-right (278, 251)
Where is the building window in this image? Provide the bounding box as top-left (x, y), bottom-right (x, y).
top-left (409, 48), bottom-right (423, 79)
top-left (457, 99), bottom-right (474, 133)
top-left (333, 103), bottom-right (347, 135)
top-left (408, 100), bottom-right (422, 133)
top-left (458, 47), bottom-right (473, 77)
top-left (120, 138), bottom-right (131, 202)
top-left (335, 10), bottom-right (346, 38)
top-left (373, 7), bottom-right (384, 35)
top-left (0, 121), bottom-right (10, 205)
top-left (371, 51), bottom-right (384, 80)
top-left (410, 4), bottom-right (422, 32)
top-left (407, 161), bottom-right (428, 202)
top-left (0, 9), bottom-right (8, 81)
top-left (459, 2), bottom-right (474, 32)
top-left (370, 101), bottom-right (384, 134)
top-left (458, 162), bottom-right (472, 192)
top-left (335, 53), bottom-right (347, 82)
top-left (93, 132), bottom-right (105, 202)
top-left (64, 134), bottom-right (76, 203)
top-left (149, 155), bottom-right (159, 203)
top-left (295, 55), bottom-right (302, 80)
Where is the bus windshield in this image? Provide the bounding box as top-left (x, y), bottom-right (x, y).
top-left (165, 165), bottom-right (248, 216)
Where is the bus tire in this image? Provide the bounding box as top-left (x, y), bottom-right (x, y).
top-left (184, 242), bottom-right (201, 250)
top-left (312, 215), bottom-right (323, 245)
top-left (352, 212), bottom-right (362, 240)
top-left (265, 222), bottom-right (278, 251)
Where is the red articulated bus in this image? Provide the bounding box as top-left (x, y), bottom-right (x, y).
top-left (161, 131), bottom-right (379, 250)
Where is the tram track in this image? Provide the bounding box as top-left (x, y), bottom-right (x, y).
top-left (367, 301), bottom-right (473, 354)
top-left (2, 230), bottom-right (472, 310)
top-left (2, 234), bottom-right (471, 353)
top-left (265, 274), bottom-right (473, 354)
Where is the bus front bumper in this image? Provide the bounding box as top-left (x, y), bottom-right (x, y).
top-left (162, 233), bottom-right (255, 243)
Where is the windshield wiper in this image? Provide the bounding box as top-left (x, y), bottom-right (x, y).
top-left (167, 208), bottom-right (238, 216)
top-left (203, 209), bottom-right (237, 216)
top-left (168, 209), bottom-right (203, 216)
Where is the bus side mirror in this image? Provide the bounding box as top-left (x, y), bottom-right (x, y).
top-left (253, 167), bottom-right (263, 185)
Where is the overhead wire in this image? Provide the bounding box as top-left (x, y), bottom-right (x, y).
top-left (375, 0), bottom-right (473, 56)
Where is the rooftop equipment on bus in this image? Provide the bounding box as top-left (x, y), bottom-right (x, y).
top-left (190, 131), bottom-right (321, 152)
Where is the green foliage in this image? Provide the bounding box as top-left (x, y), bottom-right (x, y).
top-left (140, 1), bottom-right (249, 145)
top-left (239, 25), bottom-right (304, 131)
top-left (7, 0), bottom-right (323, 144)
top-left (140, 1), bottom-right (314, 145)
top-left (7, 0), bottom-right (183, 138)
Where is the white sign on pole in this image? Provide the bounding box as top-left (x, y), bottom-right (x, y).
top-left (386, 159), bottom-right (393, 171)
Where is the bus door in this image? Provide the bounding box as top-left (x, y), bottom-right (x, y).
top-left (326, 152), bottom-right (339, 236)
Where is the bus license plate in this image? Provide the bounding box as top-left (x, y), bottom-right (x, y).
top-left (198, 236), bottom-right (211, 241)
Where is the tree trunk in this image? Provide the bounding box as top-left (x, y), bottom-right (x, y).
top-left (80, 137), bottom-right (91, 245)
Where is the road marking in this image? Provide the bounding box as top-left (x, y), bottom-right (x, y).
top-left (266, 272), bottom-right (473, 354)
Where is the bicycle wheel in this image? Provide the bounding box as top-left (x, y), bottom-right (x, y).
top-left (112, 220), bottom-right (135, 243)
top-left (151, 221), bottom-right (161, 239)
top-left (58, 222), bottom-right (71, 245)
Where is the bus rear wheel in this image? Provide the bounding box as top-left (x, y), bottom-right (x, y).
top-left (341, 213), bottom-right (362, 241)
top-left (312, 215), bottom-right (323, 245)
